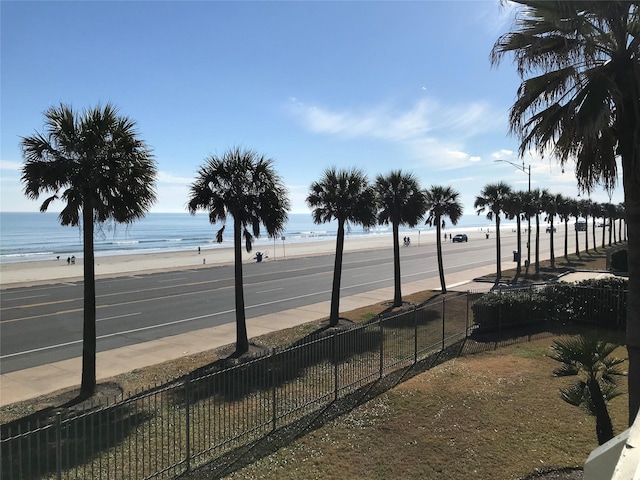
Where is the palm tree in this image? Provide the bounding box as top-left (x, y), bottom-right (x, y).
top-left (492, 1), bottom-right (640, 424)
top-left (307, 167), bottom-right (376, 326)
top-left (21, 103), bottom-right (157, 396)
top-left (503, 191), bottom-right (525, 277)
top-left (375, 171), bottom-right (427, 306)
top-left (605, 203), bottom-right (617, 247)
top-left (591, 201), bottom-right (603, 253)
top-left (570, 199), bottom-right (582, 258)
top-left (528, 188), bottom-right (545, 275)
top-left (543, 191), bottom-right (559, 269)
top-left (579, 199), bottom-right (592, 253)
top-left (520, 189), bottom-right (538, 275)
top-left (556, 195), bottom-right (572, 261)
top-left (618, 203), bottom-right (627, 242)
top-left (550, 334), bottom-right (626, 445)
top-left (474, 182), bottom-right (512, 282)
top-left (424, 185), bottom-right (463, 293)
top-left (187, 147), bottom-right (290, 355)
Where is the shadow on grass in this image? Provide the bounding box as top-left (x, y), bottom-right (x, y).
top-left (1, 399), bottom-right (151, 480)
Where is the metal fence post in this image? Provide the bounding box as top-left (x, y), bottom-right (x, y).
top-left (465, 291), bottom-right (470, 337)
top-left (413, 305), bottom-right (418, 364)
top-left (379, 317), bottom-right (384, 378)
top-left (271, 348), bottom-right (277, 430)
top-left (55, 412), bottom-right (62, 480)
top-left (184, 373), bottom-right (191, 473)
top-left (333, 331), bottom-right (339, 401)
top-left (441, 298), bottom-right (446, 351)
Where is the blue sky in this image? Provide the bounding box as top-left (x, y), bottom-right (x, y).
top-left (1, 1), bottom-right (624, 215)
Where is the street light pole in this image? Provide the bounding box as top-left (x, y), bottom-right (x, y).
top-left (494, 159), bottom-right (532, 272)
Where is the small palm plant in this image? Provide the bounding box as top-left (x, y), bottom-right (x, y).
top-left (550, 334), bottom-right (626, 445)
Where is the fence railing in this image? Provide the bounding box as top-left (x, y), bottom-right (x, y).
top-left (1, 283), bottom-right (625, 479)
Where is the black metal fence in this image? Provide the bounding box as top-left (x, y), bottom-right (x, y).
top-left (1, 292), bottom-right (473, 480)
top-left (1, 283), bottom-right (625, 479)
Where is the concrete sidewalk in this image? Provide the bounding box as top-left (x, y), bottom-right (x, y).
top-left (1, 264), bottom-right (499, 407)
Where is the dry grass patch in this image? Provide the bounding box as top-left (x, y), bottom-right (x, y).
top-left (222, 337), bottom-right (628, 480)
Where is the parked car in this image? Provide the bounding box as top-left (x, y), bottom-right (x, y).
top-left (452, 234), bottom-right (468, 243)
top-left (546, 226), bottom-right (556, 233)
top-left (575, 221), bottom-right (587, 231)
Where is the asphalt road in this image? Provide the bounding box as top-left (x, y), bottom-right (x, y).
top-left (1, 235), bottom-right (551, 374)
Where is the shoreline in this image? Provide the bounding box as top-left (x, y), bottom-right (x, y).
top-left (0, 222), bottom-right (537, 288)
top-left (1, 231), bottom-right (441, 287)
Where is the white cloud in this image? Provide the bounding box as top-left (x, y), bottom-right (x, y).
top-left (288, 97), bottom-right (505, 171)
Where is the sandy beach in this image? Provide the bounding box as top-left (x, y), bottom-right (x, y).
top-left (1, 221), bottom-right (575, 288)
top-left (0, 229), bottom-right (449, 287)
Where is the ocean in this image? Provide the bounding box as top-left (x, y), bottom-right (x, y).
top-left (0, 212), bottom-right (497, 264)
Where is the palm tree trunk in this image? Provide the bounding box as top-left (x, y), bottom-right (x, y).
top-left (233, 220), bottom-right (249, 354)
top-left (549, 217), bottom-right (555, 269)
top-left (592, 218), bottom-right (598, 253)
top-left (516, 216), bottom-right (522, 277)
top-left (392, 221), bottom-right (402, 306)
top-left (609, 218), bottom-right (613, 246)
top-left (564, 218), bottom-right (569, 261)
top-left (535, 214), bottom-right (540, 275)
top-left (495, 216), bottom-right (501, 282)
top-left (622, 144), bottom-right (640, 426)
top-left (575, 218), bottom-right (581, 257)
top-left (329, 221), bottom-right (346, 326)
top-left (602, 215), bottom-right (607, 248)
top-left (588, 379), bottom-right (615, 445)
top-left (435, 216), bottom-right (446, 292)
top-left (584, 215), bottom-right (589, 253)
top-left (80, 204), bottom-right (96, 397)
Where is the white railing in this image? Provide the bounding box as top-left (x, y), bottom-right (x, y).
top-left (585, 411), bottom-right (640, 480)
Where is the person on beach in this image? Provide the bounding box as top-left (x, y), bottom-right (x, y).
top-left (67, 257), bottom-right (71, 265)
top-left (198, 246), bottom-right (201, 254)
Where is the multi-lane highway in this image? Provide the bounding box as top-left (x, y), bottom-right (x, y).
top-left (1, 233), bottom-right (557, 374)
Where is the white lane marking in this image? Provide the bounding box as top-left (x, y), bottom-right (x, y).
top-left (157, 277), bottom-right (187, 283)
top-left (97, 312), bottom-right (142, 322)
top-left (3, 294), bottom-right (50, 301)
top-left (255, 288), bottom-right (283, 294)
top-left (1, 310), bottom-right (235, 359)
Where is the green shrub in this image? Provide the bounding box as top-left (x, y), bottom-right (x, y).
top-left (472, 278), bottom-right (628, 333)
top-left (471, 290), bottom-right (545, 332)
top-left (609, 249), bottom-right (628, 272)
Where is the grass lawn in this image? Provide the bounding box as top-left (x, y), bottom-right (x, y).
top-left (218, 336), bottom-right (628, 480)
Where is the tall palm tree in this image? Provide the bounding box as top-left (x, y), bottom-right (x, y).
top-left (543, 191), bottom-right (559, 269)
top-left (556, 195), bottom-right (572, 261)
top-left (605, 202), bottom-right (617, 246)
top-left (474, 182), bottom-right (512, 282)
top-left (375, 171), bottom-right (427, 306)
top-left (187, 147), bottom-right (290, 355)
top-left (591, 201), bottom-right (603, 253)
top-left (491, 1), bottom-right (640, 423)
top-left (424, 185), bottom-right (464, 293)
top-left (520, 189), bottom-right (538, 275)
top-left (503, 190), bottom-right (525, 277)
top-left (579, 199), bottom-right (592, 253)
top-left (601, 202), bottom-right (609, 249)
top-left (307, 167), bottom-right (376, 326)
top-left (570, 199), bottom-right (582, 258)
top-left (531, 188), bottom-right (551, 275)
top-left (550, 334), bottom-right (626, 445)
top-left (618, 203), bottom-right (627, 242)
top-left (21, 103), bottom-right (157, 396)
